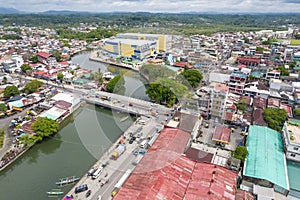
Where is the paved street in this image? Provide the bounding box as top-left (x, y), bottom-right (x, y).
top-left (66, 117), bottom-right (162, 200)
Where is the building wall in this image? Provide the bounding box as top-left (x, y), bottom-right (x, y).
top-left (282, 122), bottom-right (300, 162)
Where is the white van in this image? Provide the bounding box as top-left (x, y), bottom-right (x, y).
top-left (138, 120), bottom-right (146, 125)
top-left (92, 167), bottom-right (103, 179)
top-left (139, 140), bottom-right (148, 149)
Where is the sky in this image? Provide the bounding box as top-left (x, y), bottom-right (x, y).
top-left (1, 0), bottom-right (300, 13)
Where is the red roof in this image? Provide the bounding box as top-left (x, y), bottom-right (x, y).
top-left (37, 52), bottom-right (53, 59)
top-left (173, 62), bottom-right (194, 69)
top-left (114, 127), bottom-right (238, 200)
top-left (235, 190), bottom-right (254, 200)
top-left (58, 61), bottom-right (69, 66)
top-left (212, 125), bottom-right (231, 144)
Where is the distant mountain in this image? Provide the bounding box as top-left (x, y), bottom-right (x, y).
top-left (41, 10), bottom-right (92, 15)
top-left (0, 7), bottom-right (23, 14)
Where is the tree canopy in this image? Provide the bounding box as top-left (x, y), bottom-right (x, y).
top-left (146, 78), bottom-right (188, 107)
top-left (31, 117), bottom-right (59, 142)
top-left (0, 103), bottom-right (8, 112)
top-left (236, 99), bottom-right (247, 111)
top-left (21, 64), bottom-right (32, 73)
top-left (23, 80), bottom-right (43, 94)
top-left (3, 85), bottom-right (20, 98)
top-left (264, 108), bottom-right (288, 132)
top-left (140, 64), bottom-right (175, 82)
top-left (294, 108), bottom-right (300, 116)
top-left (277, 66), bottom-right (289, 76)
top-left (57, 72), bottom-right (64, 80)
top-left (180, 69), bottom-right (203, 88)
top-left (106, 75), bottom-right (125, 94)
top-left (233, 146), bottom-right (248, 164)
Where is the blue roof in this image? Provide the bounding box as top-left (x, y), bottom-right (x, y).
top-left (231, 72), bottom-right (247, 79)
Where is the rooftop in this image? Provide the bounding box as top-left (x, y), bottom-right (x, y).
top-left (106, 38), bottom-right (155, 46)
top-left (212, 125), bottom-right (231, 144)
top-left (286, 121), bottom-right (300, 145)
top-left (231, 72), bottom-right (247, 79)
top-left (244, 126), bottom-right (289, 190)
top-left (287, 160), bottom-right (300, 192)
top-left (114, 127), bottom-right (238, 200)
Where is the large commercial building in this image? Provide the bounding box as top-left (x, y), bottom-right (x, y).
top-left (209, 82), bottom-right (229, 120)
top-left (243, 126), bottom-right (290, 196)
top-left (103, 38), bottom-right (157, 60)
top-left (117, 33), bottom-right (171, 52)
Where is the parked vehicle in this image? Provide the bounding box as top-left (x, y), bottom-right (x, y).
top-left (92, 167), bottom-right (103, 179)
top-left (101, 96), bottom-right (111, 101)
top-left (111, 144), bottom-right (126, 160)
top-left (74, 184), bottom-right (88, 194)
top-left (85, 190), bottom-right (91, 197)
top-left (87, 168), bottom-right (96, 176)
top-left (111, 169), bottom-right (133, 197)
top-left (139, 139), bottom-right (148, 149)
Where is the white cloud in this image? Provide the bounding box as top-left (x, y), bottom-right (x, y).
top-left (1, 0), bottom-right (300, 13)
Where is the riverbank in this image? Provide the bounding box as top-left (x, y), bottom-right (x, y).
top-left (0, 99), bottom-right (83, 172)
top-left (89, 50), bottom-right (140, 72)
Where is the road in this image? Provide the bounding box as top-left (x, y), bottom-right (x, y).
top-left (66, 117), bottom-right (163, 200)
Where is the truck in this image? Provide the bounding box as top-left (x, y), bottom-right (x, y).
top-left (92, 167), bottom-right (103, 179)
top-left (111, 169), bottom-right (133, 197)
top-left (101, 95), bottom-right (111, 101)
top-left (12, 106), bottom-right (23, 112)
top-left (111, 144), bottom-right (126, 160)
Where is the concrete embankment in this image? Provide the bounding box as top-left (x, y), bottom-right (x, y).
top-left (89, 51), bottom-right (140, 72)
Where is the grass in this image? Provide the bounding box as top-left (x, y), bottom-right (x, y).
top-left (0, 129), bottom-right (4, 148)
top-left (290, 39), bottom-right (300, 46)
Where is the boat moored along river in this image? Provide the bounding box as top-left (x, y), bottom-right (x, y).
top-left (0, 105), bottom-right (134, 200)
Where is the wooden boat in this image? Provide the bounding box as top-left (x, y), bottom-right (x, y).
top-left (47, 189), bottom-right (63, 196)
top-left (56, 176), bottom-right (80, 186)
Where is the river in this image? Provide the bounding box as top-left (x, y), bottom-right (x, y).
top-left (71, 51), bottom-right (149, 100)
top-left (0, 105), bottom-right (134, 200)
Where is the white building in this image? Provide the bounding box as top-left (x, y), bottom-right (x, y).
top-left (282, 121), bottom-right (300, 162)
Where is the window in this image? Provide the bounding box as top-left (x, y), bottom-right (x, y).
top-left (290, 154), bottom-right (296, 157)
top-left (294, 147), bottom-right (299, 151)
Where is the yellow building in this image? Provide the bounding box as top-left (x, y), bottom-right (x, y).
top-left (103, 38), bottom-right (157, 60)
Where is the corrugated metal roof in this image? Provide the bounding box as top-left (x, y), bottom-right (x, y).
top-left (114, 127), bottom-right (238, 200)
top-left (244, 126), bottom-right (289, 190)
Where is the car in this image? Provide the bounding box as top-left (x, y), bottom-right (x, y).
top-left (97, 195), bottom-right (102, 200)
top-left (129, 138), bottom-right (135, 144)
top-left (85, 190), bottom-right (91, 198)
top-left (74, 184), bottom-right (88, 194)
top-left (129, 102), bottom-right (133, 106)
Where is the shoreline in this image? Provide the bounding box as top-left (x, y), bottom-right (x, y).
top-left (88, 51), bottom-right (140, 72)
top-left (0, 101), bottom-right (83, 172)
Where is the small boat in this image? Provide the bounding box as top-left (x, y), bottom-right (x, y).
top-left (56, 176), bottom-right (80, 186)
top-left (120, 116), bottom-right (129, 122)
top-left (47, 191), bottom-right (63, 195)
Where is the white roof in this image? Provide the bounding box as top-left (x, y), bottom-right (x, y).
top-left (51, 93), bottom-right (75, 104)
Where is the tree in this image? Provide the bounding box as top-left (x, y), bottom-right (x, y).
top-left (31, 117), bottom-right (59, 142)
top-left (294, 108), bottom-right (300, 116)
top-left (92, 68), bottom-right (103, 83)
top-left (106, 75), bottom-right (125, 94)
top-left (277, 66), bottom-right (289, 76)
top-left (146, 78), bottom-right (188, 107)
top-left (180, 69), bottom-right (203, 88)
top-left (0, 103), bottom-right (8, 112)
top-left (57, 72), bottom-right (64, 80)
top-left (3, 85), bottom-right (20, 98)
top-left (233, 146), bottom-right (248, 164)
top-left (236, 99), bottom-right (247, 111)
top-left (52, 51), bottom-right (62, 62)
top-left (21, 64), bottom-right (32, 73)
top-left (264, 108), bottom-right (288, 132)
top-left (23, 80), bottom-right (43, 94)
top-left (29, 55), bottom-right (38, 64)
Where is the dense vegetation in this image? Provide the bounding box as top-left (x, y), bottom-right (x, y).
top-left (140, 64), bottom-right (175, 82)
top-left (1, 13), bottom-right (300, 36)
top-left (233, 146), bottom-right (248, 164)
top-left (3, 85), bottom-right (20, 98)
top-left (180, 69), bottom-right (203, 88)
top-left (0, 103), bottom-right (7, 112)
top-left (20, 117), bottom-right (59, 147)
top-left (264, 108), bottom-right (288, 132)
top-left (146, 77), bottom-right (188, 107)
top-left (0, 129), bottom-right (4, 148)
top-left (23, 80), bottom-right (43, 94)
top-left (106, 75), bottom-right (125, 94)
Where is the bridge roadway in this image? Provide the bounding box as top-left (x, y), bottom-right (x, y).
top-left (12, 74), bottom-right (171, 118)
top-left (83, 91), bottom-right (171, 117)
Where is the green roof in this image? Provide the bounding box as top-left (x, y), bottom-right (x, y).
top-left (287, 160), bottom-right (300, 192)
top-left (244, 126), bottom-right (289, 190)
top-left (290, 118), bottom-right (300, 125)
top-left (250, 71), bottom-right (264, 78)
